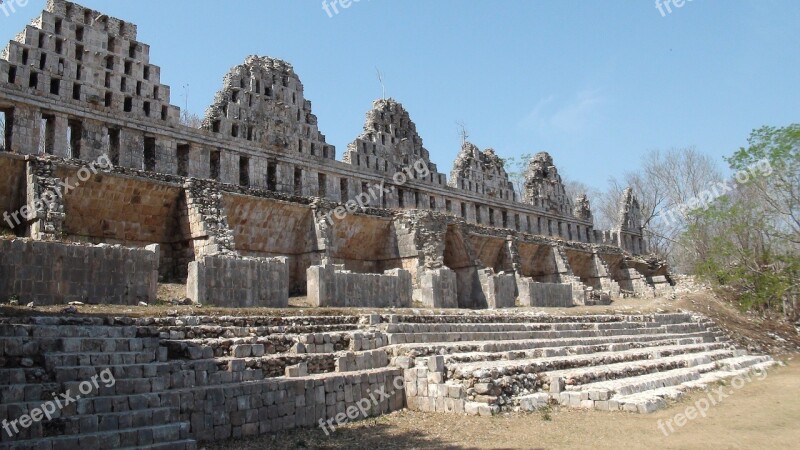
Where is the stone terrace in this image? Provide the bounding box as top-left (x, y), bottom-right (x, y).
top-left (0, 311), bottom-right (776, 449)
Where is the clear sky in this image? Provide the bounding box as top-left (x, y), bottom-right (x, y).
top-left (2, 0), bottom-right (798, 191)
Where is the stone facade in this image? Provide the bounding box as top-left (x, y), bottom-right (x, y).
top-left (0, 0), bottom-right (665, 308)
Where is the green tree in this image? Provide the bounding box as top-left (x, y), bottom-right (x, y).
top-left (690, 124), bottom-right (800, 319)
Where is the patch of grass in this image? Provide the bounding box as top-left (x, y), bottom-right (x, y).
top-left (540, 404), bottom-right (553, 421)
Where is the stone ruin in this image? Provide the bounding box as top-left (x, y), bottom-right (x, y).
top-left (0, 0), bottom-right (657, 308)
top-left (0, 2), bottom-right (776, 449)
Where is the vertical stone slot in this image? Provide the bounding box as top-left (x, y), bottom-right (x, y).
top-left (143, 137), bottom-right (156, 171)
top-left (0, 108), bottom-right (11, 152)
top-left (293, 167), bottom-right (302, 195)
top-left (67, 119), bottom-right (82, 159)
top-left (239, 156), bottom-right (249, 186)
top-left (210, 150), bottom-right (220, 180)
top-left (176, 144), bottom-right (190, 176)
top-left (40, 114), bottom-right (55, 155)
top-left (108, 128), bottom-right (120, 165)
top-left (266, 162), bottom-right (277, 191)
top-left (339, 178), bottom-right (348, 203)
top-left (317, 173), bottom-right (327, 198)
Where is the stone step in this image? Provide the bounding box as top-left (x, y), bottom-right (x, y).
top-left (551, 349), bottom-right (738, 388)
top-left (446, 342), bottom-right (728, 372)
top-left (0, 368), bottom-right (51, 386)
top-left (681, 356), bottom-right (776, 390)
top-left (0, 407), bottom-right (179, 442)
top-left (386, 324), bottom-right (710, 345)
top-left (0, 324), bottom-right (138, 338)
top-left (448, 350), bottom-right (737, 408)
top-left (118, 439), bottom-right (198, 450)
top-left (134, 315), bottom-right (360, 329)
top-left (387, 330), bottom-right (716, 356)
top-left (0, 337), bottom-right (161, 358)
top-left (1, 422), bottom-right (191, 450)
top-left (54, 363), bottom-right (173, 383)
top-left (0, 383), bottom-right (60, 404)
top-left (449, 347), bottom-right (735, 394)
top-left (144, 323), bottom-right (359, 340)
top-left (43, 349), bottom-right (167, 371)
top-left (383, 313), bottom-right (698, 325)
top-left (384, 321), bottom-right (666, 334)
top-left (567, 356), bottom-right (776, 413)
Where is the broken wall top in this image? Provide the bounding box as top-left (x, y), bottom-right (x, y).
top-left (202, 55), bottom-right (335, 159)
top-left (449, 142), bottom-right (515, 201)
top-left (344, 98), bottom-right (445, 185)
top-left (522, 152), bottom-right (573, 216)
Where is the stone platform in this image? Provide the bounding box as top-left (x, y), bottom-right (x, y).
top-left (0, 311), bottom-right (774, 449)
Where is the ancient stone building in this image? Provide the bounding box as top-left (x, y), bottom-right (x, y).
top-left (2, 4), bottom-right (774, 450)
top-left (0, 0), bottom-right (663, 308)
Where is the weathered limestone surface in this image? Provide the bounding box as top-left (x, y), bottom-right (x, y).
top-left (187, 254), bottom-right (288, 307)
top-left (419, 268), bottom-right (458, 309)
top-left (449, 142), bottom-right (515, 202)
top-left (477, 269), bottom-right (516, 309)
top-left (0, 239), bottom-right (158, 304)
top-left (517, 278), bottom-right (574, 307)
top-left (307, 263), bottom-right (412, 308)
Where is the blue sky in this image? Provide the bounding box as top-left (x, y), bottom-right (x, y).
top-left (2, 0), bottom-right (798, 191)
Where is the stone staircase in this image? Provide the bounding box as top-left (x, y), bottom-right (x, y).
top-left (391, 313), bottom-right (777, 416)
top-left (0, 319), bottom-right (194, 450)
top-left (0, 315), bottom-right (402, 449)
top-left (0, 312), bottom-right (776, 448)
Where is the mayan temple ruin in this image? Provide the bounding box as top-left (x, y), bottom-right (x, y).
top-left (0, 2), bottom-right (779, 449)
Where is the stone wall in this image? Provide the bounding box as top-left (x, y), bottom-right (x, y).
top-left (517, 278), bottom-right (574, 307)
top-left (477, 269), bottom-right (516, 309)
top-left (187, 254), bottom-right (289, 307)
top-left (307, 263), bottom-right (412, 308)
top-left (419, 268), bottom-right (458, 309)
top-left (0, 238), bottom-right (158, 304)
top-left (186, 368), bottom-right (405, 442)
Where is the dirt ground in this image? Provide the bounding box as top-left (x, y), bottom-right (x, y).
top-left (206, 356), bottom-right (799, 450)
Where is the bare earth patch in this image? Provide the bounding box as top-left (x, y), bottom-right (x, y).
top-left (207, 357), bottom-right (799, 450)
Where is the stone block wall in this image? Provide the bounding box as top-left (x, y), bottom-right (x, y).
top-left (617, 268), bottom-right (655, 297)
top-left (477, 269), bottom-right (516, 309)
top-left (182, 368), bottom-right (405, 442)
top-left (0, 239), bottom-right (158, 304)
top-left (307, 263), bottom-right (412, 308)
top-left (649, 275), bottom-right (675, 296)
top-left (517, 278), bottom-right (574, 307)
top-left (187, 254), bottom-right (288, 307)
top-left (418, 268), bottom-right (458, 309)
